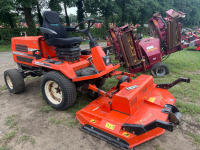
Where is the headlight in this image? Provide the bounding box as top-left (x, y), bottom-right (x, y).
top-left (102, 56), bottom-right (111, 66)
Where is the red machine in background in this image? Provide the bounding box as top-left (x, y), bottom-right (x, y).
top-left (181, 28), bottom-right (200, 50)
top-left (107, 9), bottom-right (200, 76)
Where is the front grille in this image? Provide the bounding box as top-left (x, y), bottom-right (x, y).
top-left (15, 44), bottom-right (28, 53)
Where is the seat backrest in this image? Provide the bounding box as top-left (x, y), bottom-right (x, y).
top-left (42, 11), bottom-right (67, 39)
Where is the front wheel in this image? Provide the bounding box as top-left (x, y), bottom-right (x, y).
top-left (41, 71), bottom-right (77, 110)
top-left (151, 63), bottom-right (169, 77)
top-left (4, 69), bottom-right (25, 93)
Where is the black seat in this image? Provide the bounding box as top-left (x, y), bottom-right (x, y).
top-left (42, 11), bottom-right (81, 47)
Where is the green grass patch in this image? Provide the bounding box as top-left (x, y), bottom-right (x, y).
top-left (48, 116), bottom-right (56, 125)
top-left (175, 100), bottom-right (200, 115)
top-left (0, 45), bottom-right (12, 52)
top-left (0, 146), bottom-right (11, 150)
top-left (80, 42), bottom-right (89, 45)
top-left (4, 131), bottom-right (15, 141)
top-left (48, 116), bottom-right (78, 128)
top-left (143, 35), bottom-right (150, 38)
top-left (16, 135), bottom-right (35, 144)
top-left (63, 118), bottom-right (79, 128)
top-left (0, 86), bottom-right (7, 91)
top-left (156, 144), bottom-right (163, 150)
top-left (66, 94), bottom-right (90, 114)
top-left (4, 115), bottom-right (19, 129)
top-left (48, 116), bottom-right (62, 125)
top-left (39, 105), bottom-right (54, 113)
top-left (194, 134), bottom-right (200, 143)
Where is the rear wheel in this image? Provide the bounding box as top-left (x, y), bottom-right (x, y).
top-left (41, 71), bottom-right (77, 110)
top-left (4, 69), bottom-right (25, 93)
top-left (151, 63), bottom-right (169, 76)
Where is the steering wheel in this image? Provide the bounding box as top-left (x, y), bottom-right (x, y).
top-left (74, 18), bottom-right (95, 34)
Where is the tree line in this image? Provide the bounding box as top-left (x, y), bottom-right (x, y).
top-left (1, 0), bottom-right (200, 30)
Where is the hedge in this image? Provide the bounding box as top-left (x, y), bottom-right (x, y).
top-left (0, 27), bottom-right (107, 44)
top-left (136, 26), bottom-right (149, 35)
top-left (0, 28), bottom-right (39, 44)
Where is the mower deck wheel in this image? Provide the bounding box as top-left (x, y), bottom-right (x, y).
top-left (41, 71), bottom-right (77, 110)
top-left (151, 63), bottom-right (169, 77)
top-left (4, 69), bottom-right (25, 93)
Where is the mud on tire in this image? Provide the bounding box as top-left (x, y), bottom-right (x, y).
top-left (41, 71), bottom-right (77, 110)
top-left (4, 69), bottom-right (25, 94)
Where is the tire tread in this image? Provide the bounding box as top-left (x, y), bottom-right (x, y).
top-left (4, 69), bottom-right (25, 93)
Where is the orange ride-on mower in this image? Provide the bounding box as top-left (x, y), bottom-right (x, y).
top-left (4, 11), bottom-right (190, 149)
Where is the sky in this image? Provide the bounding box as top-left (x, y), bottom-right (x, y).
top-left (43, 7), bottom-right (77, 15)
top-left (66, 7), bottom-right (77, 15)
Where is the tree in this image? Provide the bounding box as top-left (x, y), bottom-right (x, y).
top-left (61, 0), bottom-right (76, 26)
top-left (48, 0), bottom-right (62, 14)
top-left (36, 0), bottom-right (48, 26)
top-left (15, 0), bottom-right (37, 29)
top-left (136, 0), bottom-right (160, 26)
top-left (84, 0), bottom-right (119, 29)
top-left (0, 0), bottom-right (16, 28)
top-left (69, 14), bottom-right (78, 23)
top-left (76, 0), bottom-right (84, 29)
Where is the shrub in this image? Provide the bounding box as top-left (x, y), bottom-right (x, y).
top-left (0, 28), bottom-right (38, 44)
top-left (0, 27), bottom-right (107, 44)
top-left (137, 26), bottom-right (149, 35)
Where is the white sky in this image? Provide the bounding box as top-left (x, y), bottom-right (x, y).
top-left (43, 7), bottom-right (77, 15)
top-left (66, 7), bottom-right (77, 15)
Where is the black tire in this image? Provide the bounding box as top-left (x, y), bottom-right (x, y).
top-left (89, 78), bottom-right (106, 99)
top-left (41, 71), bottom-right (77, 110)
top-left (4, 69), bottom-right (25, 94)
top-left (151, 63), bottom-right (169, 76)
top-left (116, 75), bottom-right (130, 90)
top-left (96, 78), bottom-right (106, 88)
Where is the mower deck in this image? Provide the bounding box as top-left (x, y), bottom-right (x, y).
top-left (76, 75), bottom-right (179, 149)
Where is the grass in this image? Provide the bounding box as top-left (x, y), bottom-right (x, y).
top-left (4, 115), bottom-right (19, 129)
top-left (0, 45), bottom-right (12, 52)
top-left (0, 86), bottom-right (7, 91)
top-left (143, 35), bottom-right (150, 38)
top-left (155, 145), bottom-right (163, 150)
top-left (16, 135), bottom-right (35, 144)
top-left (65, 94), bottom-right (90, 114)
top-left (81, 42), bottom-right (90, 45)
top-left (63, 118), bottom-right (79, 128)
top-left (175, 100), bottom-right (200, 115)
top-left (39, 105), bottom-right (54, 113)
top-left (0, 146), bottom-right (11, 150)
top-left (194, 134), bottom-right (200, 143)
top-left (48, 116), bottom-right (78, 128)
top-left (189, 132), bottom-right (200, 143)
top-left (0, 131), bottom-right (16, 146)
top-left (48, 116), bottom-right (56, 125)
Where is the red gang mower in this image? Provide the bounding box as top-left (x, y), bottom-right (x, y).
top-left (107, 9), bottom-right (200, 76)
top-left (4, 11), bottom-right (190, 149)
